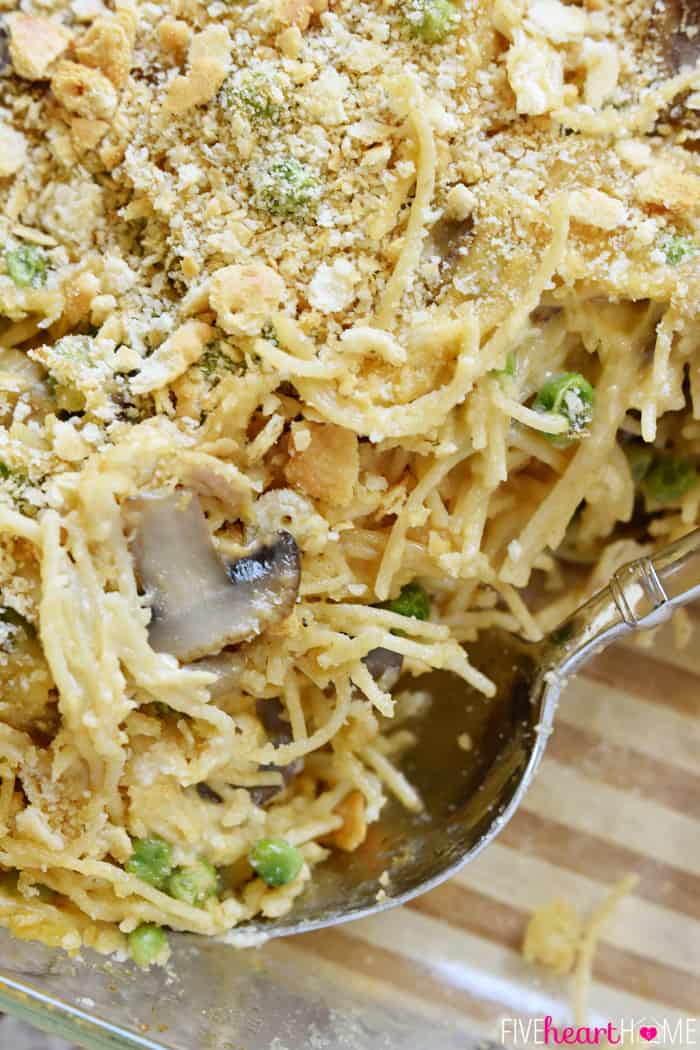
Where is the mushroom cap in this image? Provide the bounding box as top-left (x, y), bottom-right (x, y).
top-left (128, 491), bottom-right (300, 661)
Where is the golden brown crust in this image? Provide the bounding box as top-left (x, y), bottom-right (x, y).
top-left (285, 422), bottom-right (359, 506)
top-left (6, 14), bottom-right (72, 81)
top-left (51, 60), bottom-right (118, 120)
top-left (74, 16), bottom-right (132, 89)
top-left (326, 791), bottom-right (367, 852)
top-left (158, 18), bottom-right (192, 64)
top-left (162, 25), bottom-right (232, 114)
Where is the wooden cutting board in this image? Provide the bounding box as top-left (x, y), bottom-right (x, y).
top-left (273, 621), bottom-right (700, 1045)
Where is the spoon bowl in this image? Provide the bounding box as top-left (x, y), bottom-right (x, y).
top-left (234, 528), bottom-right (700, 941)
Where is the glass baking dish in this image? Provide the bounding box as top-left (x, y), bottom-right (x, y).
top-left (2, 626), bottom-right (698, 1049)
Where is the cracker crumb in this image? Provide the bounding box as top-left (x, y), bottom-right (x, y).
top-left (7, 14), bottom-right (72, 81)
top-left (0, 124), bottom-right (27, 178)
top-left (51, 61), bottom-right (118, 120)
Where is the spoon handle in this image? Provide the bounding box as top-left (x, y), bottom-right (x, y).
top-left (611, 526), bottom-right (700, 629)
top-left (551, 527), bottom-right (700, 675)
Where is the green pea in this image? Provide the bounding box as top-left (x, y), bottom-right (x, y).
top-left (403, 0), bottom-right (458, 42)
top-left (168, 860), bottom-right (220, 906)
top-left (5, 245), bottom-right (47, 288)
top-left (249, 838), bottom-right (303, 887)
top-left (533, 372), bottom-right (593, 441)
top-left (128, 924), bottom-right (168, 968)
top-left (256, 157), bottom-right (321, 219)
top-left (642, 454), bottom-right (696, 503)
top-left (378, 581), bottom-right (431, 621)
top-left (125, 838), bottom-right (174, 889)
top-left (664, 236), bottom-right (696, 266)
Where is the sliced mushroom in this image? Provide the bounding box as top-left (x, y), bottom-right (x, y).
top-left (252, 697), bottom-right (304, 804)
top-left (197, 698), bottom-right (303, 808)
top-left (190, 650), bottom-right (245, 698)
top-left (430, 216), bottom-right (473, 266)
top-left (128, 491), bottom-right (300, 661)
top-left (656, 0), bottom-right (700, 71)
top-left (361, 647), bottom-right (404, 692)
top-left (0, 22), bottom-right (9, 75)
top-left (195, 782), bottom-right (223, 804)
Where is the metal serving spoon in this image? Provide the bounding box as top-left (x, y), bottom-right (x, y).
top-left (237, 528), bottom-right (700, 942)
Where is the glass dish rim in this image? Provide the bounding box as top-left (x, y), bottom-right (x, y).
top-left (0, 969), bottom-right (164, 1050)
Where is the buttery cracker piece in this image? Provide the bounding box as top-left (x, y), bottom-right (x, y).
top-left (114, 8), bottom-right (137, 47)
top-left (325, 791), bottom-right (367, 852)
top-left (525, 0), bottom-right (586, 43)
top-left (181, 256), bottom-right (200, 279)
top-left (169, 0), bottom-right (201, 20)
top-left (274, 0), bottom-right (315, 31)
top-left (69, 117), bottom-right (109, 151)
top-left (0, 124), bottom-right (27, 178)
top-left (615, 140), bottom-right (652, 171)
top-left (445, 184), bottom-right (476, 221)
top-left (163, 25), bottom-right (231, 114)
top-left (6, 14), bottom-right (72, 81)
top-left (60, 270), bottom-right (102, 329)
top-left (506, 35), bottom-right (564, 115)
top-left (569, 188), bottom-right (627, 229)
top-left (74, 16), bottom-right (132, 87)
top-left (130, 320), bottom-right (214, 394)
top-left (492, 0), bottom-right (526, 39)
top-left (634, 163), bottom-right (700, 212)
top-left (99, 139), bottom-right (127, 171)
top-left (158, 18), bottom-right (192, 64)
top-left (209, 264), bottom-right (285, 337)
top-left (284, 421), bottom-right (359, 505)
top-left (581, 39), bottom-right (619, 108)
top-left (51, 60), bottom-right (118, 120)
top-left (276, 26), bottom-right (303, 59)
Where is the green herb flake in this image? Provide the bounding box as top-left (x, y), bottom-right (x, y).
top-left (198, 344), bottom-right (243, 381)
top-left (402, 0), bottom-right (459, 42)
top-left (664, 236), bottom-right (696, 266)
top-left (255, 157), bottom-right (321, 219)
top-left (5, 244), bottom-right (47, 288)
top-left (222, 72), bottom-right (282, 122)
